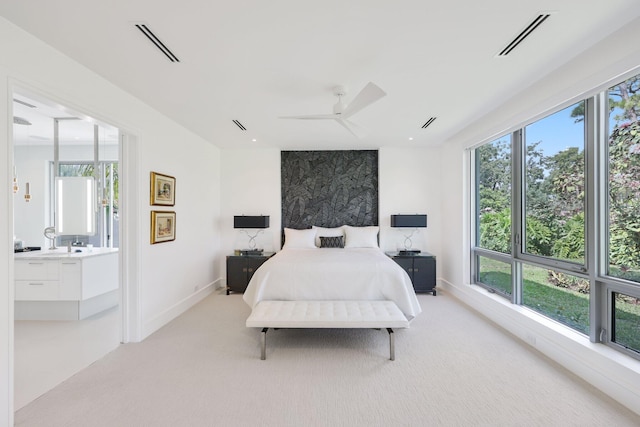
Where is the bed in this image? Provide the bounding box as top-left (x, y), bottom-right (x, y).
top-left (242, 226), bottom-right (422, 321)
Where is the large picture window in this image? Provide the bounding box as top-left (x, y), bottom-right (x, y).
top-left (472, 71), bottom-right (640, 360)
top-left (476, 136), bottom-right (512, 254)
top-left (523, 103), bottom-right (585, 266)
top-left (607, 75), bottom-right (640, 284)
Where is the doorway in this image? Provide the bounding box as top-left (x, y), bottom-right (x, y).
top-left (12, 90), bottom-right (122, 409)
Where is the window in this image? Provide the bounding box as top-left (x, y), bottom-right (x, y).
top-left (523, 103), bottom-right (585, 265)
top-left (522, 265), bottom-right (589, 334)
top-left (607, 75), bottom-right (640, 283)
top-left (476, 136), bottom-right (511, 254)
top-left (471, 71), bottom-right (640, 360)
top-left (612, 291), bottom-right (640, 354)
top-left (477, 255), bottom-right (512, 296)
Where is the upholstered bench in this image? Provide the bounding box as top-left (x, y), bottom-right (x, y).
top-left (246, 300), bottom-right (410, 360)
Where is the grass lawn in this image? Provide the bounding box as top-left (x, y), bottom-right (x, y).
top-left (478, 257), bottom-right (640, 351)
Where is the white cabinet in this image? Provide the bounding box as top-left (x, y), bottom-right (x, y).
top-left (59, 260), bottom-right (82, 300)
top-left (15, 260), bottom-right (60, 300)
top-left (14, 250), bottom-right (118, 320)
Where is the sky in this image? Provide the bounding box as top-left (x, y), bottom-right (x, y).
top-left (524, 103), bottom-right (584, 157)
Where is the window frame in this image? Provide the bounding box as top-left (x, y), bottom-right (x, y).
top-left (470, 83), bottom-right (640, 360)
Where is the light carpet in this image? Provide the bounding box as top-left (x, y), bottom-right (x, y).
top-left (15, 289), bottom-right (640, 427)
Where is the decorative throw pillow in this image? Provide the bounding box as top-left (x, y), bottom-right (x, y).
top-left (319, 236), bottom-right (345, 248)
top-left (283, 228), bottom-right (317, 249)
top-left (312, 225), bottom-right (344, 247)
top-left (343, 225), bottom-right (379, 248)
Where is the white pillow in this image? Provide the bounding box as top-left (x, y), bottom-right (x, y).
top-left (312, 225), bottom-right (345, 247)
top-left (343, 225), bottom-right (379, 248)
top-left (283, 228), bottom-right (317, 249)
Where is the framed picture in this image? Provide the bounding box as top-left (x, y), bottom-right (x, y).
top-left (151, 211), bottom-right (176, 244)
top-left (150, 172), bottom-right (175, 206)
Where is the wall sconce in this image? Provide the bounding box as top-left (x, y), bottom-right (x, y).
top-left (391, 214), bottom-right (427, 254)
top-left (13, 167), bottom-right (19, 194)
top-left (24, 182), bottom-right (31, 202)
top-left (234, 215), bottom-right (270, 254)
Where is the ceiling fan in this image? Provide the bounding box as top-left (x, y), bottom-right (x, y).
top-left (279, 82), bottom-right (386, 138)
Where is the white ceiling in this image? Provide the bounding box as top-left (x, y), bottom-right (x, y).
top-left (12, 93), bottom-right (119, 147)
top-left (2, 1), bottom-right (640, 150)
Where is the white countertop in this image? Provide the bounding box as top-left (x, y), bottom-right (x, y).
top-left (14, 247), bottom-right (118, 260)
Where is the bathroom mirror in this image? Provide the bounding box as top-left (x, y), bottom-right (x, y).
top-left (55, 176), bottom-right (97, 236)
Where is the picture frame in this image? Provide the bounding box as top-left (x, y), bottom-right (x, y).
top-left (151, 211), bottom-right (176, 244)
top-left (150, 172), bottom-right (175, 206)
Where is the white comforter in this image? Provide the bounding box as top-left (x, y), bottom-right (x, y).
top-left (242, 248), bottom-right (422, 320)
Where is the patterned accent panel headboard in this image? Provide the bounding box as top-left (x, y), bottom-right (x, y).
top-left (281, 150), bottom-right (379, 235)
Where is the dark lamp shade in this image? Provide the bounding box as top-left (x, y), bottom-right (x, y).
top-left (390, 214), bottom-right (427, 228)
top-left (234, 215), bottom-right (270, 229)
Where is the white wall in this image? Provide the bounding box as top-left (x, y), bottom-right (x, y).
top-left (219, 147), bottom-right (444, 277)
top-left (379, 147), bottom-right (442, 257)
top-left (0, 17), bottom-right (222, 426)
top-left (439, 17), bottom-right (640, 416)
top-left (219, 148), bottom-right (282, 262)
top-left (12, 145), bottom-right (51, 248)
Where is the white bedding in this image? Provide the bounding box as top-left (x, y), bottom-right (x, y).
top-left (242, 248), bottom-right (422, 321)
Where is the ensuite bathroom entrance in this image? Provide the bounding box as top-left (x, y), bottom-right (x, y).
top-left (12, 89), bottom-right (122, 410)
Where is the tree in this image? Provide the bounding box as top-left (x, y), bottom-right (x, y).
top-left (477, 139), bottom-right (512, 253)
top-left (609, 76), bottom-right (640, 123)
top-left (477, 138), bottom-right (511, 213)
top-left (608, 121), bottom-right (640, 270)
top-left (524, 140), bottom-right (549, 220)
top-left (543, 147), bottom-right (584, 219)
top-left (571, 75), bottom-right (640, 123)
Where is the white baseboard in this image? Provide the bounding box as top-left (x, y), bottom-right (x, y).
top-left (439, 279), bottom-right (640, 417)
top-left (141, 279), bottom-right (220, 340)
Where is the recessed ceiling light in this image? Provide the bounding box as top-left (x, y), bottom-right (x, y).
top-left (252, 138), bottom-right (257, 142)
top-left (408, 137), bottom-right (414, 141)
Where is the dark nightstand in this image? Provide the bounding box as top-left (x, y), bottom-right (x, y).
top-left (386, 251), bottom-right (437, 295)
top-left (226, 252), bottom-right (274, 295)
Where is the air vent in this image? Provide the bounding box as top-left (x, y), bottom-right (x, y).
top-left (13, 116), bottom-right (32, 126)
top-left (13, 99), bottom-right (36, 108)
top-left (233, 120), bottom-right (247, 131)
top-left (421, 117), bottom-right (437, 129)
top-left (135, 24), bottom-right (180, 62)
top-left (497, 14), bottom-right (551, 57)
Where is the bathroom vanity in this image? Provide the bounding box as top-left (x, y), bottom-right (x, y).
top-left (14, 248), bottom-right (118, 320)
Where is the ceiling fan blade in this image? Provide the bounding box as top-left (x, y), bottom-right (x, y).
top-left (341, 82), bottom-right (386, 118)
top-left (279, 114), bottom-right (340, 120)
top-left (336, 119), bottom-right (367, 139)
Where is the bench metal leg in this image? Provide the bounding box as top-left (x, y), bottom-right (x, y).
top-left (387, 328), bottom-right (395, 361)
top-left (261, 328), bottom-right (268, 360)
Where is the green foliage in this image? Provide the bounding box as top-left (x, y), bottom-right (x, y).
top-left (479, 209), bottom-right (511, 253)
top-left (525, 215), bottom-right (553, 256)
top-left (544, 147), bottom-right (584, 219)
top-left (58, 164), bottom-right (94, 177)
top-left (608, 120), bottom-right (640, 271)
top-left (609, 224), bottom-right (640, 270)
top-left (477, 138), bottom-right (511, 213)
top-left (524, 141), bottom-right (549, 219)
top-left (551, 212), bottom-right (585, 262)
top-left (477, 138), bottom-right (512, 254)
